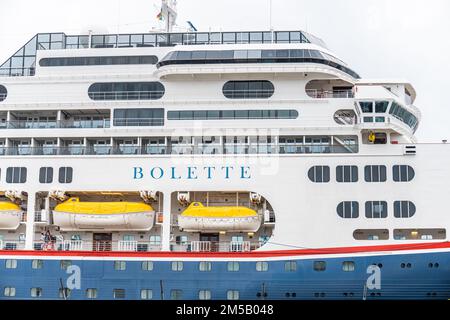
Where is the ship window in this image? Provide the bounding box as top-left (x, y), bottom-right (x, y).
top-left (5, 259), bottom-right (17, 269)
top-left (59, 288), bottom-right (71, 299)
top-left (113, 289), bottom-right (125, 299)
top-left (394, 201), bottom-right (416, 218)
top-left (227, 261), bottom-right (240, 272)
top-left (39, 167), bottom-right (53, 184)
top-left (199, 290), bottom-right (211, 300)
top-left (389, 102), bottom-right (418, 131)
top-left (364, 165), bottom-right (387, 182)
top-left (222, 81), bottom-right (274, 99)
top-left (89, 82), bottom-right (164, 101)
top-left (394, 229), bottom-right (446, 240)
top-left (365, 201), bottom-right (388, 218)
top-left (32, 259), bottom-right (43, 269)
top-left (171, 289), bottom-right (183, 300)
top-left (167, 109), bottom-right (298, 120)
top-left (0, 85), bottom-right (7, 102)
top-left (60, 260), bottom-right (72, 270)
top-left (337, 201), bottom-right (359, 219)
top-left (6, 167), bottom-right (27, 183)
top-left (4, 287), bottom-right (16, 297)
top-left (141, 289), bottom-right (153, 300)
top-left (308, 166), bottom-right (330, 183)
top-left (285, 261), bottom-right (297, 272)
top-left (114, 261), bottom-right (126, 271)
top-left (313, 261), bottom-right (326, 271)
top-left (375, 101), bottom-right (389, 113)
top-left (227, 290), bottom-right (240, 300)
top-left (342, 261), bottom-right (355, 272)
top-left (172, 261), bottom-right (183, 271)
top-left (353, 229), bottom-right (389, 240)
top-left (199, 261), bottom-right (212, 272)
top-left (393, 165), bottom-right (415, 182)
top-left (39, 55), bottom-right (158, 67)
top-left (31, 287), bottom-right (43, 298)
top-left (336, 165), bottom-right (358, 182)
top-left (141, 261), bottom-right (154, 271)
top-left (359, 102), bottom-right (373, 113)
top-left (86, 288), bottom-right (98, 299)
top-left (113, 108), bottom-right (164, 126)
top-left (59, 167), bottom-right (73, 184)
top-left (256, 261), bottom-right (269, 272)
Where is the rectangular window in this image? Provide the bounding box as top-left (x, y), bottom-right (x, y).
top-left (365, 201), bottom-right (388, 218)
top-left (86, 288), bottom-right (98, 299)
top-left (393, 165), bottom-right (415, 182)
top-left (171, 261), bottom-right (183, 271)
top-left (114, 261), bottom-right (126, 271)
top-left (113, 289), bottom-right (125, 299)
top-left (256, 261), bottom-right (268, 272)
top-left (113, 108), bottom-right (164, 126)
top-left (58, 167), bottom-right (73, 183)
top-left (227, 290), bottom-right (239, 300)
top-left (31, 287), bottom-right (42, 298)
top-left (39, 167), bottom-right (53, 184)
top-left (141, 289), bottom-right (153, 300)
top-left (4, 287), bottom-right (16, 297)
top-left (336, 165), bottom-right (358, 182)
top-left (199, 261), bottom-right (212, 272)
top-left (142, 261), bottom-right (154, 271)
top-left (5, 259), bottom-right (17, 269)
top-left (285, 261), bottom-right (297, 272)
top-left (171, 289), bottom-right (183, 300)
top-left (364, 165), bottom-right (387, 182)
top-left (199, 290), bottom-right (211, 300)
top-left (342, 261), bottom-right (355, 272)
top-left (353, 229), bottom-right (389, 240)
top-left (6, 167), bottom-right (27, 183)
top-left (227, 261), bottom-right (240, 272)
top-left (32, 259), bottom-right (43, 269)
top-left (313, 261), bottom-right (326, 271)
top-left (359, 102), bottom-right (373, 113)
top-left (393, 229), bottom-right (446, 240)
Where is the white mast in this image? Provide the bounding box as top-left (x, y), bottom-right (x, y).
top-left (160, 0), bottom-right (178, 32)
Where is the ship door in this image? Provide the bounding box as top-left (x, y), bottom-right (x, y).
top-left (200, 233), bottom-right (219, 252)
top-left (93, 233), bottom-right (112, 251)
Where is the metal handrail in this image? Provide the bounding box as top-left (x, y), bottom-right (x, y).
top-left (88, 91), bottom-right (164, 100)
top-left (306, 89), bottom-right (354, 99)
top-left (1, 119), bottom-right (110, 129)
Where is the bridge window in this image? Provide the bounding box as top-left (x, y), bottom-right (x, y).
top-left (0, 85), bottom-right (7, 102)
top-left (393, 165), bottom-right (415, 182)
top-left (337, 201), bottom-right (359, 219)
top-left (140, 289), bottom-right (153, 300)
top-left (394, 201), bottom-right (416, 218)
top-left (364, 165), bottom-right (387, 182)
top-left (222, 81), bottom-right (274, 99)
top-left (389, 102), bottom-right (419, 131)
top-left (394, 229), bottom-right (446, 240)
top-left (308, 166), bottom-right (330, 183)
top-left (39, 167), bottom-right (53, 184)
top-left (88, 82), bottom-right (164, 101)
top-left (336, 165), bottom-right (358, 182)
top-left (365, 201), bottom-right (388, 218)
top-left (40, 55), bottom-right (158, 67)
top-left (6, 167), bottom-right (27, 183)
top-left (375, 101), bottom-right (389, 113)
top-left (113, 108), bottom-right (164, 126)
top-left (353, 229), bottom-right (389, 240)
top-left (58, 167), bottom-right (73, 184)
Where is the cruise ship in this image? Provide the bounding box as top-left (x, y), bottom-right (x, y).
top-left (0, 0), bottom-right (449, 300)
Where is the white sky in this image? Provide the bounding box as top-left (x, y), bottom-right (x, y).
top-left (1, 0), bottom-right (449, 141)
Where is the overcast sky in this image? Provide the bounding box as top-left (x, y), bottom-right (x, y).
top-left (1, 0), bottom-right (449, 141)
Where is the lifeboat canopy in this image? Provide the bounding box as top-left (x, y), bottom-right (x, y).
top-left (0, 201), bottom-right (22, 230)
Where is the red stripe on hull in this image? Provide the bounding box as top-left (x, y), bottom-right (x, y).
top-left (0, 242), bottom-right (449, 258)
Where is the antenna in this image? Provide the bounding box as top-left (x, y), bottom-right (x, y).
top-left (157, 0), bottom-right (178, 32)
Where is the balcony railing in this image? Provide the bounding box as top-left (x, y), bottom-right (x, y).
top-left (0, 142), bottom-right (358, 156)
top-left (0, 240), bottom-right (26, 250)
top-left (88, 91), bottom-right (165, 101)
top-left (33, 240), bottom-right (162, 252)
top-left (174, 241), bottom-right (258, 253)
top-left (1, 119), bottom-right (110, 129)
top-left (306, 89), bottom-right (354, 99)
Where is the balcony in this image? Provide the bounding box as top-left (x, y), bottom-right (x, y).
top-left (306, 89), bottom-right (354, 99)
top-left (172, 241), bottom-right (259, 253)
top-left (33, 240), bottom-right (162, 252)
top-left (0, 119), bottom-right (110, 129)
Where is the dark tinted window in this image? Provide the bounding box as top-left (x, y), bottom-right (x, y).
top-left (336, 165), bottom-right (358, 182)
top-left (39, 55), bottom-right (158, 67)
top-left (113, 108), bottom-right (164, 126)
top-left (59, 167), bottom-right (73, 183)
top-left (375, 101), bottom-right (389, 113)
top-left (393, 165), bottom-right (415, 182)
top-left (39, 167), bottom-right (53, 183)
top-left (364, 165), bottom-right (387, 182)
top-left (308, 166), bottom-right (330, 183)
top-left (0, 85), bottom-right (7, 102)
top-left (223, 81), bottom-right (274, 99)
top-left (167, 109), bottom-right (297, 120)
top-left (89, 82), bottom-right (165, 100)
top-left (337, 201), bottom-right (359, 218)
top-left (394, 201), bottom-right (416, 218)
top-left (365, 201), bottom-right (388, 218)
top-left (6, 167), bottom-right (27, 183)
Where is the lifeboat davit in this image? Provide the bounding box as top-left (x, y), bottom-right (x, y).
top-left (178, 202), bottom-right (261, 232)
top-left (53, 197), bottom-right (155, 231)
top-left (0, 202), bottom-right (22, 230)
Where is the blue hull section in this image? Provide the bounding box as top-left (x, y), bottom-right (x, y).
top-left (0, 251), bottom-right (449, 300)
